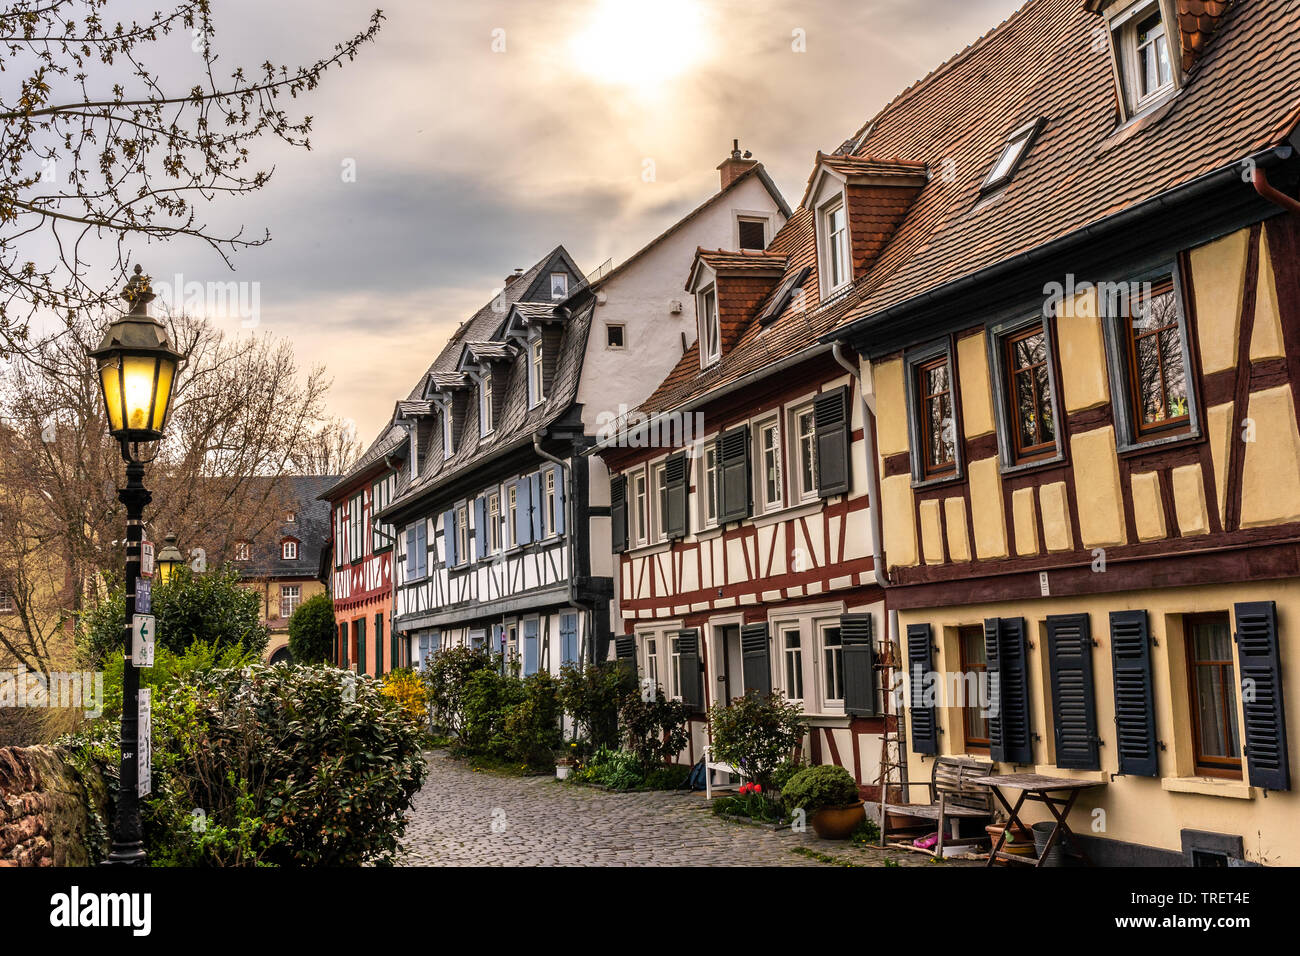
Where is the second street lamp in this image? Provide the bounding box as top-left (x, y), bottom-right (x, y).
top-left (91, 264), bottom-right (182, 867)
top-left (156, 533), bottom-right (184, 585)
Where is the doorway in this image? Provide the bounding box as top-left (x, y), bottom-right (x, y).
top-left (711, 623), bottom-right (742, 708)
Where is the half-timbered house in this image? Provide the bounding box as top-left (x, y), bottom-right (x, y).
top-left (374, 152), bottom-right (789, 675)
top-left (829, 0), bottom-right (1300, 864)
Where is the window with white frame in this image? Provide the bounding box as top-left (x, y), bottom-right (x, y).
top-left (782, 626), bottom-right (804, 703)
top-left (820, 623), bottom-right (845, 707)
top-left (529, 338), bottom-right (545, 406)
top-left (698, 285), bottom-right (720, 368)
top-left (349, 494), bottom-right (364, 561)
top-left (507, 483), bottom-right (518, 548)
top-left (605, 323), bottom-right (625, 349)
top-left (235, 540), bottom-right (250, 562)
top-left (0, 584), bottom-right (13, 613)
top-left (791, 403), bottom-right (818, 503)
top-left (630, 470), bottom-right (648, 546)
top-left (480, 375), bottom-right (494, 435)
top-left (285, 511), bottom-right (296, 523)
top-left (670, 634), bottom-right (684, 700)
top-left (457, 503), bottom-right (469, 564)
top-left (488, 491), bottom-right (502, 554)
top-left (442, 407), bottom-right (453, 458)
top-left (644, 636), bottom-right (660, 690)
top-left (737, 215), bottom-right (767, 251)
top-left (282, 540), bottom-right (298, 561)
top-left (279, 585), bottom-right (301, 619)
top-left (820, 196), bottom-right (851, 294)
top-left (371, 473), bottom-right (396, 551)
top-left (757, 418), bottom-right (783, 512)
top-left (650, 460), bottom-right (667, 544)
top-left (1110, 1), bottom-right (1175, 116)
top-left (543, 469), bottom-right (557, 537)
top-left (550, 272), bottom-right (568, 299)
top-left (700, 443), bottom-right (718, 529)
top-left (982, 119), bottom-right (1041, 192)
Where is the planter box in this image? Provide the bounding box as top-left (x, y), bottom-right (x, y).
top-left (811, 801), bottom-right (867, 840)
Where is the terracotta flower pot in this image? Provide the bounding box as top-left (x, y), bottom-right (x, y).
top-left (810, 801), bottom-right (866, 839)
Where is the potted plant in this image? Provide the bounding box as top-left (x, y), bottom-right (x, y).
top-left (781, 764), bottom-right (865, 839)
top-left (555, 742), bottom-right (580, 780)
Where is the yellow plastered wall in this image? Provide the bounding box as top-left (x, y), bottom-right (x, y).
top-left (968, 457), bottom-right (1008, 559)
top-left (1055, 288), bottom-right (1109, 411)
top-left (1190, 228), bottom-right (1249, 375)
top-left (899, 578), bottom-right (1300, 864)
top-left (944, 496), bottom-right (971, 562)
top-left (1240, 385), bottom-right (1300, 528)
top-left (1250, 228), bottom-right (1285, 362)
top-left (956, 332), bottom-right (996, 437)
top-left (1070, 426), bottom-right (1127, 547)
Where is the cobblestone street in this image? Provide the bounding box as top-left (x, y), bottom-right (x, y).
top-left (399, 752), bottom-right (977, 867)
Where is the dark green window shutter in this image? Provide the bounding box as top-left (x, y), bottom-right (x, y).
top-left (356, 618), bottom-right (367, 676)
top-left (1046, 613), bottom-right (1099, 770)
top-left (907, 623), bottom-right (938, 755)
top-left (1110, 609), bottom-right (1159, 777)
top-left (841, 613), bottom-right (876, 717)
top-left (614, 634), bottom-right (638, 677)
top-left (814, 385), bottom-right (851, 497)
top-left (1235, 601), bottom-right (1290, 791)
top-left (374, 613), bottom-right (385, 676)
top-left (677, 629), bottom-right (704, 712)
top-left (610, 475), bottom-right (628, 554)
top-left (740, 622), bottom-right (771, 697)
top-left (716, 425), bottom-right (751, 525)
top-left (340, 621), bottom-right (350, 667)
top-left (987, 617), bottom-right (1032, 765)
top-left (664, 452), bottom-right (688, 539)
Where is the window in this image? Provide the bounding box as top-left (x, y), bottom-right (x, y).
top-left (282, 540), bottom-right (298, 561)
top-left (456, 503), bottom-right (469, 567)
top-left (701, 444), bottom-right (718, 529)
top-left (529, 338), bottom-right (545, 406)
top-left (487, 491), bottom-right (501, 554)
top-left (630, 471), bottom-right (648, 546)
top-left (1185, 613), bottom-right (1241, 779)
top-left (349, 493), bottom-right (364, 561)
top-left (917, 355), bottom-right (957, 478)
top-left (821, 624), bottom-right (844, 705)
top-left (442, 408), bottom-right (453, 458)
top-left (334, 506), bottom-right (347, 567)
top-left (507, 483), bottom-right (519, 548)
top-left (959, 625), bottom-right (990, 752)
top-left (0, 585), bottom-right (13, 613)
top-left (405, 522), bottom-right (428, 580)
top-left (645, 636), bottom-right (660, 689)
top-left (550, 272), bottom-right (568, 299)
top-left (285, 511), bottom-right (296, 523)
top-left (234, 541), bottom-right (250, 562)
top-left (279, 585), bottom-right (301, 619)
top-left (1000, 323), bottom-right (1058, 464)
top-left (737, 216), bottom-right (767, 250)
top-left (650, 460), bottom-right (667, 543)
top-left (758, 419), bottom-right (782, 512)
top-left (782, 627), bottom-right (804, 702)
top-left (543, 470), bottom-right (557, 538)
top-left (788, 405), bottom-right (817, 503)
top-left (982, 119), bottom-right (1040, 192)
top-left (606, 323), bottom-right (625, 349)
top-left (371, 473), bottom-right (396, 551)
top-left (820, 197), bottom-right (850, 293)
top-left (1111, 2), bottom-right (1175, 115)
top-left (698, 285), bottom-right (720, 367)
top-left (480, 375), bottom-right (494, 436)
top-left (1122, 275), bottom-right (1190, 439)
top-left (670, 635), bottom-right (683, 699)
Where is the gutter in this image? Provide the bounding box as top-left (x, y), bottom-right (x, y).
top-left (826, 145), bottom-right (1294, 345)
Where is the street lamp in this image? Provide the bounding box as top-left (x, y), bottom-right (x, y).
top-left (156, 533), bottom-right (183, 585)
top-left (91, 264), bottom-right (182, 867)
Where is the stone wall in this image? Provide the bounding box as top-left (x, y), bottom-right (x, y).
top-left (0, 745), bottom-right (107, 866)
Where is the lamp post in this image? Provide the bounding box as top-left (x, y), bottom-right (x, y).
top-left (92, 264), bottom-right (182, 866)
top-left (156, 533), bottom-right (183, 585)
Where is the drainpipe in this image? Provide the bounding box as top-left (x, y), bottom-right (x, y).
top-left (533, 431), bottom-right (592, 663)
top-left (1253, 166), bottom-right (1300, 216)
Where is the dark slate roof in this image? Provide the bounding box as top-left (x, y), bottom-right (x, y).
top-left (239, 475), bottom-right (337, 579)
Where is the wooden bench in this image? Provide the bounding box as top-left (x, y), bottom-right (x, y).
top-left (882, 756), bottom-right (995, 857)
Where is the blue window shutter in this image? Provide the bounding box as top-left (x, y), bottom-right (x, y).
top-left (516, 479), bottom-right (533, 545)
top-left (405, 526), bottom-right (416, 580)
top-left (524, 620), bottom-right (539, 675)
top-left (418, 523), bottom-right (428, 577)
top-left (530, 472), bottom-right (544, 540)
top-left (474, 496), bottom-right (487, 560)
top-left (553, 467), bottom-right (566, 535)
top-left (561, 613), bottom-right (578, 664)
top-left (442, 511), bottom-right (456, 567)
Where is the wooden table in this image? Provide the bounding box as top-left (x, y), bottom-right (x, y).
top-left (970, 773), bottom-right (1106, 868)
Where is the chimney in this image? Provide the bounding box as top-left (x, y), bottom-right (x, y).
top-left (717, 139), bottom-right (757, 191)
top-left (504, 267), bottom-right (524, 287)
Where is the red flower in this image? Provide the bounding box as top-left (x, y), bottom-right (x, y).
top-left (753, 784), bottom-right (762, 794)
top-left (739, 782), bottom-right (752, 795)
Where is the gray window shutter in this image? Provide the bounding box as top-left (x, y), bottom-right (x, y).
top-left (677, 629), bottom-right (704, 712)
top-left (716, 425), bottom-right (751, 525)
top-left (610, 475), bottom-right (628, 554)
top-left (907, 623), bottom-right (938, 755)
top-left (1046, 613), bottom-right (1100, 770)
top-left (1110, 609), bottom-right (1159, 777)
top-left (740, 622), bottom-right (770, 697)
top-left (664, 452), bottom-right (688, 539)
top-left (987, 617), bottom-right (1032, 764)
top-left (530, 471), bottom-right (544, 539)
top-left (614, 635), bottom-right (638, 677)
top-left (841, 613), bottom-right (876, 717)
top-left (442, 510), bottom-right (457, 567)
top-left (1235, 601), bottom-right (1290, 791)
top-left (814, 385), bottom-right (851, 498)
top-left (515, 478), bottom-right (533, 545)
top-left (473, 496), bottom-right (486, 561)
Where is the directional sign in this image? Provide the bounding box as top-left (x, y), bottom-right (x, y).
top-left (131, 613), bottom-right (156, 668)
top-left (135, 577), bottom-right (152, 615)
top-left (138, 688), bottom-right (152, 797)
top-left (140, 540), bottom-right (155, 578)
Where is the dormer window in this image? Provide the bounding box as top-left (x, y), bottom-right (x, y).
top-left (528, 338), bottom-right (545, 407)
top-left (698, 284), bottom-right (720, 368)
top-left (282, 540), bottom-right (298, 560)
top-left (1108, 1), bottom-right (1177, 117)
top-left (479, 374), bottom-right (494, 436)
top-left (234, 541), bottom-right (250, 561)
top-left (550, 272), bottom-right (568, 299)
top-left (819, 196), bottom-right (850, 295)
top-left (982, 119), bottom-right (1041, 193)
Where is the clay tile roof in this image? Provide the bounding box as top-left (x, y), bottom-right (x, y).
top-left (693, 248), bottom-right (789, 279)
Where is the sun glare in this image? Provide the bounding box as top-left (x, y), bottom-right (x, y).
top-left (569, 0), bottom-right (710, 90)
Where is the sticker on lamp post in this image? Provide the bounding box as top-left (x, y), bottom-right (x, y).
top-left (132, 613), bottom-right (156, 668)
top-left (140, 539), bottom-right (155, 578)
top-left (138, 688), bottom-right (152, 797)
top-left (136, 577), bottom-right (152, 615)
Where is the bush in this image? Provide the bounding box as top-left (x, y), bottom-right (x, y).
top-left (781, 764), bottom-right (861, 814)
top-left (557, 660), bottom-right (635, 751)
top-left (707, 692), bottom-right (805, 790)
top-left (287, 593), bottom-right (336, 664)
top-left (78, 563), bottom-right (268, 666)
top-left (640, 763), bottom-right (690, 791)
top-left (380, 667), bottom-right (429, 727)
top-left (770, 757), bottom-right (807, 793)
top-left (570, 747), bottom-right (645, 790)
top-left (98, 640), bottom-right (262, 722)
top-left (619, 688), bottom-right (691, 772)
top-left (459, 666), bottom-right (525, 756)
top-left (424, 645), bottom-right (496, 738)
top-left (62, 663), bottom-right (427, 866)
top-left (502, 671), bottom-right (563, 769)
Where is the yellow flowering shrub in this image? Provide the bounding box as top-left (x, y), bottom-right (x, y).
top-left (381, 668), bottom-right (428, 726)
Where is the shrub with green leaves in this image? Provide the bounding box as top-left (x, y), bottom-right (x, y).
top-left (780, 764), bottom-right (861, 814)
top-left (570, 747), bottom-right (646, 790)
top-left (619, 688), bottom-right (691, 772)
top-left (557, 660), bottom-right (635, 751)
top-left (287, 593), bottom-right (336, 664)
top-left (423, 645), bottom-right (497, 737)
top-left (502, 671), bottom-right (563, 769)
top-left (459, 666), bottom-right (526, 756)
top-left (707, 692), bottom-right (805, 790)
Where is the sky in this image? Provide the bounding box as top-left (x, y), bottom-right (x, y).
top-left (46, 0), bottom-right (1028, 444)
